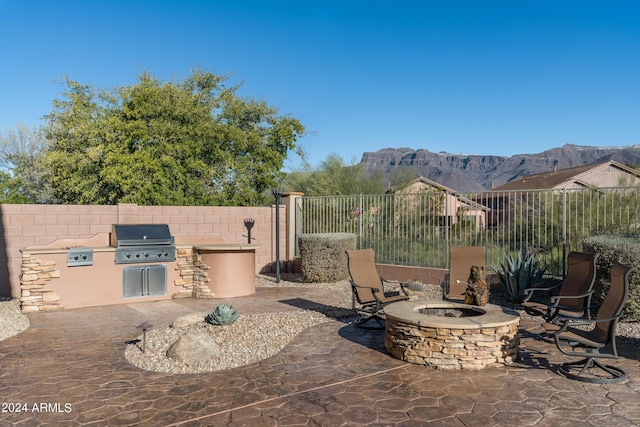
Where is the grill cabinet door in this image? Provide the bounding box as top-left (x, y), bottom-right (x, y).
top-left (146, 265), bottom-right (167, 296)
top-left (123, 265), bottom-right (167, 298)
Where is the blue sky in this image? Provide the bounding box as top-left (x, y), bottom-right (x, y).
top-left (1, 1), bottom-right (640, 169)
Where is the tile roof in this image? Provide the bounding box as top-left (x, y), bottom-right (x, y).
top-left (491, 161), bottom-right (634, 191)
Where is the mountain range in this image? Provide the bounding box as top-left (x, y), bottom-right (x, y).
top-left (360, 144), bottom-right (640, 192)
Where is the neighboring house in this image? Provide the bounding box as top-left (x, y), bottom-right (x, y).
top-left (393, 176), bottom-right (490, 229)
top-left (479, 160), bottom-right (640, 226)
top-left (490, 160), bottom-right (640, 191)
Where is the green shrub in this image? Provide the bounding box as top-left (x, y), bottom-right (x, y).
top-left (492, 248), bottom-right (546, 303)
top-left (205, 304), bottom-right (240, 325)
top-left (583, 235), bottom-right (640, 321)
top-left (298, 233), bottom-right (357, 282)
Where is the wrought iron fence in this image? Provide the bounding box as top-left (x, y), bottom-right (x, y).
top-left (297, 187), bottom-right (640, 276)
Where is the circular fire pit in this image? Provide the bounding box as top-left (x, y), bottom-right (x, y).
top-left (384, 300), bottom-right (520, 370)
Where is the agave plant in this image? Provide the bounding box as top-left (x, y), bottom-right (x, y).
top-left (493, 248), bottom-right (546, 303)
top-left (205, 304), bottom-right (240, 325)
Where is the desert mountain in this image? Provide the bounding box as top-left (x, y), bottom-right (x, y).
top-left (360, 144), bottom-right (640, 192)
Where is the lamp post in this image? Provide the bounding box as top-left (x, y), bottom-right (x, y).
top-left (272, 189), bottom-right (283, 283)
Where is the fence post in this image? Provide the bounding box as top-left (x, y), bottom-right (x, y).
top-left (358, 194), bottom-right (363, 249)
top-left (562, 188), bottom-right (567, 275)
top-left (283, 192), bottom-right (304, 261)
top-left (445, 190), bottom-right (451, 268)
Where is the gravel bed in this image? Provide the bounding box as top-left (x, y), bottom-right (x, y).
top-left (0, 299), bottom-right (30, 341)
top-left (2, 274), bottom-right (639, 374)
top-left (125, 310), bottom-right (332, 374)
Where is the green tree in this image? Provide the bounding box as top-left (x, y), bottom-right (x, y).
top-left (0, 171), bottom-right (30, 203)
top-left (0, 124), bottom-right (53, 203)
top-left (284, 154), bottom-right (386, 196)
top-left (43, 69), bottom-right (305, 205)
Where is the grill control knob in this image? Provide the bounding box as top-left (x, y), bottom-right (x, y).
top-left (144, 253), bottom-right (149, 258)
top-left (126, 254), bottom-right (131, 258)
top-left (135, 253), bottom-right (140, 258)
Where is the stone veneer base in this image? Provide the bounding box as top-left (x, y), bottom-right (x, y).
top-left (384, 300), bottom-right (520, 370)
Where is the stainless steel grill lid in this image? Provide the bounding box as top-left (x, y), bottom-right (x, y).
top-left (111, 224), bottom-right (176, 264)
top-left (111, 224), bottom-right (174, 247)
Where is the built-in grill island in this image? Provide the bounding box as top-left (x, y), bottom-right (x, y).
top-left (111, 224), bottom-right (176, 298)
top-left (19, 222), bottom-right (259, 312)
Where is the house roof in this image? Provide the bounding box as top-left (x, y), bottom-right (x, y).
top-left (490, 160), bottom-right (640, 191)
top-left (395, 176), bottom-right (490, 211)
top-left (394, 176), bottom-right (458, 193)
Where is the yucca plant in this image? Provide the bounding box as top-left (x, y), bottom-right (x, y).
top-left (205, 304), bottom-right (240, 325)
top-left (493, 248), bottom-right (546, 303)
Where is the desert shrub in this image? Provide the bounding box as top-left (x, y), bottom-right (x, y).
top-left (405, 280), bottom-right (425, 292)
top-left (298, 233), bottom-right (357, 282)
top-left (583, 235), bottom-right (640, 321)
top-left (492, 248), bottom-right (546, 303)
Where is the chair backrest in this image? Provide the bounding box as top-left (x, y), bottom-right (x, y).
top-left (556, 252), bottom-right (598, 310)
top-left (447, 246), bottom-right (486, 299)
top-left (346, 249), bottom-right (383, 305)
top-left (589, 262), bottom-right (632, 344)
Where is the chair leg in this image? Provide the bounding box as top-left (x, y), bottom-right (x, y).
top-left (354, 313), bottom-right (385, 330)
top-left (559, 357), bottom-right (626, 384)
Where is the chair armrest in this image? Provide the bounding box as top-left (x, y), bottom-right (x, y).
top-left (548, 290), bottom-right (594, 305)
top-left (555, 314), bottom-right (621, 333)
top-left (352, 283), bottom-right (379, 293)
top-left (522, 278), bottom-right (562, 302)
top-left (381, 277), bottom-right (410, 296)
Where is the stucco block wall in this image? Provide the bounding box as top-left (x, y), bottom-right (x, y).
top-left (1, 201), bottom-right (290, 298)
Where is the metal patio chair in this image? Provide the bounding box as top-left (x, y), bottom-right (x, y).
top-left (552, 262), bottom-right (633, 383)
top-left (441, 246), bottom-right (487, 301)
top-left (346, 249), bottom-right (409, 329)
top-left (522, 252), bottom-right (599, 323)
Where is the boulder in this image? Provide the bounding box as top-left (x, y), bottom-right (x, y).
top-left (171, 312), bottom-right (207, 329)
top-left (166, 331), bottom-right (220, 364)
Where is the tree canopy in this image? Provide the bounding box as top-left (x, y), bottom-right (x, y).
top-left (283, 154), bottom-right (416, 196)
top-left (42, 69), bottom-right (305, 205)
top-left (0, 124), bottom-right (52, 203)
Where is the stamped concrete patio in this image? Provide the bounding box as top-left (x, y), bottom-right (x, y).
top-left (1, 284), bottom-right (640, 426)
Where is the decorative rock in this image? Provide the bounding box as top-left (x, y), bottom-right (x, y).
top-left (166, 331), bottom-right (220, 364)
top-left (39, 305), bottom-right (64, 312)
top-left (42, 291), bottom-right (61, 302)
top-left (20, 305), bottom-right (40, 313)
top-left (171, 312), bottom-right (207, 329)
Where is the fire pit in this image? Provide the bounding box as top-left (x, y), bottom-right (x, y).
top-left (384, 301), bottom-right (520, 370)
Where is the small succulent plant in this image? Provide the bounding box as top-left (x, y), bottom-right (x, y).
top-left (406, 280), bottom-right (425, 292)
top-left (205, 304), bottom-right (240, 325)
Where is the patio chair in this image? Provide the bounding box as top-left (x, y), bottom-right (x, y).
top-left (552, 262), bottom-right (633, 383)
top-left (441, 246), bottom-right (487, 301)
top-left (522, 252), bottom-right (598, 323)
top-left (346, 249), bottom-right (409, 329)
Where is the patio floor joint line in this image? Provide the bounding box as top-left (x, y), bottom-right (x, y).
top-left (166, 364), bottom-right (409, 426)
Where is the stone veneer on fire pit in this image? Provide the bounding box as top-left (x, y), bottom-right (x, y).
top-left (384, 300), bottom-right (520, 370)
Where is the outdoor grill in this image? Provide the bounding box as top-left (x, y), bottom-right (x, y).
top-left (111, 224), bottom-right (176, 264)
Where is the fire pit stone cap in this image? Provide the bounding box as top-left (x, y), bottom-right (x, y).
top-left (384, 300), bottom-right (520, 329)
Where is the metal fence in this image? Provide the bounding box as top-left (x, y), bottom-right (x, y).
top-left (298, 187), bottom-right (640, 276)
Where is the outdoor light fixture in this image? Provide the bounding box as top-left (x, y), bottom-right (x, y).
top-left (272, 189), bottom-right (284, 283)
top-left (243, 218), bottom-right (255, 244)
